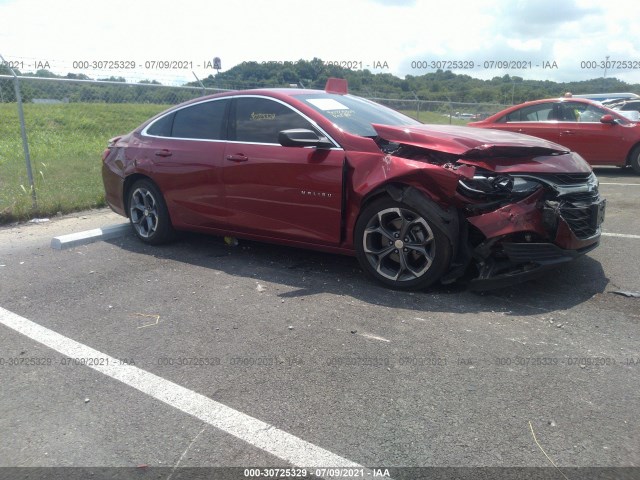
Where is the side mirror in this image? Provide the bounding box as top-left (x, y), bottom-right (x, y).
top-left (600, 114), bottom-right (616, 124)
top-left (278, 129), bottom-right (333, 149)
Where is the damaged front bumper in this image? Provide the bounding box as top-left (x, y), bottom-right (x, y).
top-left (454, 178), bottom-right (605, 289)
top-left (468, 240), bottom-right (600, 290)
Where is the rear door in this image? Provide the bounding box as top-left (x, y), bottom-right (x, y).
top-left (222, 95), bottom-right (344, 245)
top-left (141, 98), bottom-right (230, 228)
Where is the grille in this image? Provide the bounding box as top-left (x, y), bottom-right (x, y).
top-left (544, 172), bottom-right (593, 185)
top-left (502, 243), bottom-right (571, 263)
top-left (561, 190), bottom-right (600, 203)
top-left (559, 191), bottom-right (602, 239)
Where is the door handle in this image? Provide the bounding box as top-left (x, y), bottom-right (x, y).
top-left (517, 128), bottom-right (526, 133)
top-left (225, 154), bottom-right (248, 162)
top-left (154, 149), bottom-right (172, 157)
top-left (561, 130), bottom-right (575, 135)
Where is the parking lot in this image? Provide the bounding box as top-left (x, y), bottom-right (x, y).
top-left (0, 167), bottom-right (639, 479)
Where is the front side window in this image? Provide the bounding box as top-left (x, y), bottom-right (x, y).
top-left (559, 102), bottom-right (608, 122)
top-left (146, 98), bottom-right (229, 140)
top-left (233, 97), bottom-right (317, 144)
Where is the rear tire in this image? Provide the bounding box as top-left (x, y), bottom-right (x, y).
top-left (127, 179), bottom-right (174, 244)
top-left (630, 146), bottom-right (640, 175)
top-left (354, 197), bottom-right (453, 290)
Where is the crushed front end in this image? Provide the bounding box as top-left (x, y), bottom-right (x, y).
top-left (455, 165), bottom-right (605, 289)
top-left (366, 124), bottom-right (606, 289)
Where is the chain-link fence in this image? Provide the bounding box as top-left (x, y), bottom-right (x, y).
top-left (0, 73), bottom-right (232, 222)
top-left (367, 97), bottom-right (507, 124)
top-left (0, 70), bottom-right (508, 223)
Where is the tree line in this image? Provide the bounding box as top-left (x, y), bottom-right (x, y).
top-left (1, 58), bottom-right (638, 105)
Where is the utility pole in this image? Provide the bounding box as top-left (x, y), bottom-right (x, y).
top-left (602, 55), bottom-right (610, 93)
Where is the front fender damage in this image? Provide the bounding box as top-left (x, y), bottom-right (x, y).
top-left (345, 149), bottom-right (476, 284)
top-left (384, 183), bottom-right (459, 247)
top-left (345, 133), bottom-right (597, 288)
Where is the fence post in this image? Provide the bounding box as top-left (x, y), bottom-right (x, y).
top-left (410, 92), bottom-right (420, 121)
top-left (0, 54), bottom-right (36, 209)
top-left (191, 71), bottom-right (206, 96)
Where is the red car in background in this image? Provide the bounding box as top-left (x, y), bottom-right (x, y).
top-left (102, 80), bottom-right (604, 290)
top-left (469, 98), bottom-right (640, 174)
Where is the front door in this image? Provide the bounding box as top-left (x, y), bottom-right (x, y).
top-left (222, 96), bottom-right (344, 246)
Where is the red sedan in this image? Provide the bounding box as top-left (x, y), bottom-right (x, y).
top-left (102, 80), bottom-right (604, 290)
top-left (469, 97), bottom-right (640, 174)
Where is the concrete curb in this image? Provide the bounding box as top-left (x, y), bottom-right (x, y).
top-left (51, 223), bottom-right (131, 250)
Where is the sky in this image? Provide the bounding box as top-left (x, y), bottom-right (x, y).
top-left (1, 0), bottom-right (640, 86)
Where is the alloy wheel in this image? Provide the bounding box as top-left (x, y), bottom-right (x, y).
top-left (129, 187), bottom-right (159, 239)
top-left (362, 207), bottom-right (435, 282)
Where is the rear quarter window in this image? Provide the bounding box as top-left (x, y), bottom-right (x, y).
top-left (144, 98), bottom-right (229, 140)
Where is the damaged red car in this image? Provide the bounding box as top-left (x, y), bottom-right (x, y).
top-left (102, 79), bottom-right (605, 290)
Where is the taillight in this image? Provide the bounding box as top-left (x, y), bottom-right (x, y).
top-left (102, 135), bottom-right (123, 162)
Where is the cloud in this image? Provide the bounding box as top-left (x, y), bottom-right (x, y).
top-left (496, 0), bottom-right (602, 37)
top-left (0, 0), bottom-right (639, 85)
top-left (368, 0), bottom-right (416, 5)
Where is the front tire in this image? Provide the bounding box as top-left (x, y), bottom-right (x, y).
top-left (354, 197), bottom-right (453, 290)
top-left (127, 179), bottom-right (174, 244)
top-left (630, 145), bottom-right (640, 175)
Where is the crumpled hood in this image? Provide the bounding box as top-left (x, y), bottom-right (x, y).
top-left (372, 124), bottom-right (569, 158)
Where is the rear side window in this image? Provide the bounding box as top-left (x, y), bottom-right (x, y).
top-left (146, 99), bottom-right (229, 140)
top-left (233, 97), bottom-right (317, 144)
top-left (173, 100), bottom-right (228, 139)
top-left (504, 104), bottom-right (554, 122)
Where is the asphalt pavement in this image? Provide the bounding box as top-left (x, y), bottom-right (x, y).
top-left (0, 167), bottom-right (638, 479)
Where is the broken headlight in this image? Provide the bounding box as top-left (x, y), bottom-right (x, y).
top-left (458, 174), bottom-right (541, 199)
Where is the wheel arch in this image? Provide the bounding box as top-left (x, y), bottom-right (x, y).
top-left (626, 142), bottom-right (640, 166)
top-left (122, 174), bottom-right (156, 218)
top-left (357, 182), bottom-right (460, 252)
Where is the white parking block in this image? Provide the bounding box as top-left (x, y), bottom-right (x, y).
top-left (50, 223), bottom-right (131, 250)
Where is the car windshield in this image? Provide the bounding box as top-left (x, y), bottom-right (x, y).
top-left (296, 93), bottom-right (421, 137)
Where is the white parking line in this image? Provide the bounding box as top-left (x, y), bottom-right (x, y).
top-left (0, 306), bottom-right (367, 473)
top-left (599, 183), bottom-right (640, 186)
top-left (602, 232), bottom-right (640, 239)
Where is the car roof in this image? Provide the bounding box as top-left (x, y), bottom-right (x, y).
top-left (179, 87), bottom-right (332, 104)
top-left (159, 88), bottom-right (352, 117)
top-left (490, 97), bottom-right (605, 114)
top-left (472, 97), bottom-right (629, 124)
top-left (573, 92), bottom-right (640, 101)
top-left (521, 97), bottom-right (603, 105)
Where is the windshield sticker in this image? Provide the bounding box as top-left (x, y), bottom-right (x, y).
top-left (306, 98), bottom-right (350, 111)
top-left (250, 112), bottom-right (276, 121)
top-left (327, 109), bottom-right (354, 118)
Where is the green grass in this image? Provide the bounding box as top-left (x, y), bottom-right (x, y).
top-left (0, 103), bottom-right (168, 223)
top-left (0, 103), bottom-right (470, 224)
top-left (399, 110), bottom-right (471, 126)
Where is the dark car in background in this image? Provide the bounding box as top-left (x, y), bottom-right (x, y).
top-left (469, 98), bottom-right (640, 174)
top-left (102, 80), bottom-right (604, 290)
top-left (608, 99), bottom-right (640, 115)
